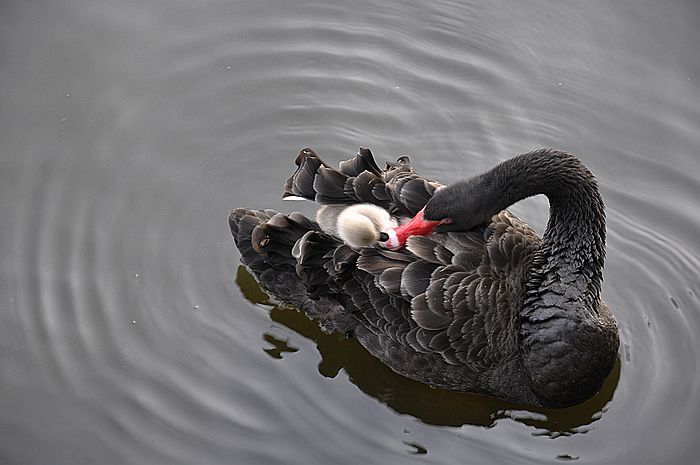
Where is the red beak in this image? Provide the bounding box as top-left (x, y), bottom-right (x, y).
top-left (380, 207), bottom-right (442, 250)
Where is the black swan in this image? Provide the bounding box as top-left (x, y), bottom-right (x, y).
top-left (229, 147), bottom-right (619, 408)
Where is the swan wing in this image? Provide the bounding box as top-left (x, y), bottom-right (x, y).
top-left (283, 148), bottom-right (392, 207)
top-left (381, 156), bottom-right (444, 217)
top-left (282, 148), bottom-right (444, 217)
top-left (356, 211), bottom-right (541, 371)
top-left (231, 207), bottom-right (541, 377)
top-left (338, 147), bottom-right (383, 176)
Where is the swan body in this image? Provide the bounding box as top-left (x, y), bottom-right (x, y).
top-left (230, 147), bottom-right (619, 407)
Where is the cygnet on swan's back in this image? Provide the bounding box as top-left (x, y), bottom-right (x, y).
top-left (324, 204), bottom-right (396, 248)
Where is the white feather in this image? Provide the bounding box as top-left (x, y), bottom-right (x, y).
top-left (318, 203), bottom-right (397, 248)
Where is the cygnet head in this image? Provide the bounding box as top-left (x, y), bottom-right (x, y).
top-left (336, 204), bottom-right (396, 248)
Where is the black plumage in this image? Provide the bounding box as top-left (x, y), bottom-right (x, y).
top-left (231, 147), bottom-right (619, 407)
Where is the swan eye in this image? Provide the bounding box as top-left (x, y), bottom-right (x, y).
top-left (441, 217), bottom-right (453, 225)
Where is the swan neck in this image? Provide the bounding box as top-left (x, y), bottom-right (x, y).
top-left (480, 149), bottom-right (611, 406)
top-left (483, 150), bottom-right (605, 303)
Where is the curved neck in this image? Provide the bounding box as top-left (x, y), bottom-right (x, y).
top-left (481, 149), bottom-right (606, 310)
top-left (454, 149), bottom-right (611, 405)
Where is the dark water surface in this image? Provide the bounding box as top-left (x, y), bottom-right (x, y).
top-left (2, 1), bottom-right (700, 464)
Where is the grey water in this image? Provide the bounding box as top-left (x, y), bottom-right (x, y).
top-left (1, 1), bottom-right (699, 464)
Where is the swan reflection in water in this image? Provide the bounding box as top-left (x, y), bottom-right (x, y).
top-left (236, 265), bottom-right (619, 436)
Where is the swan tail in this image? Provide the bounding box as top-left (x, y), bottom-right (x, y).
top-left (283, 148), bottom-right (393, 208)
top-left (229, 207), bottom-right (358, 333)
top-left (230, 207), bottom-right (319, 266)
top-left (229, 208), bottom-right (283, 272)
top-left (229, 208), bottom-right (346, 296)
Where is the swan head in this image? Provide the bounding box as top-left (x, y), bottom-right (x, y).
top-left (424, 178), bottom-right (495, 232)
top-left (336, 204), bottom-right (395, 248)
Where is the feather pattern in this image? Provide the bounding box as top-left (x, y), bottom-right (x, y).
top-left (283, 147), bottom-right (442, 217)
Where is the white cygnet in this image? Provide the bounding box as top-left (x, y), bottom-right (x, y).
top-left (316, 203), bottom-right (397, 248)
